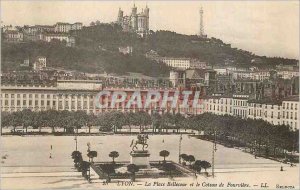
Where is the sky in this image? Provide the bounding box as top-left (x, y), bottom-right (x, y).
top-left (1, 1), bottom-right (299, 59)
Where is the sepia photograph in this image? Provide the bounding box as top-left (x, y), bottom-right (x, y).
top-left (0, 0), bottom-right (299, 189)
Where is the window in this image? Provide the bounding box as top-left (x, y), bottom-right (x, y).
top-left (23, 94), bottom-right (26, 98)
top-left (17, 94), bottom-right (20, 98)
top-left (5, 94), bottom-right (8, 98)
top-left (65, 101), bottom-right (69, 108)
top-left (35, 94), bottom-right (38, 98)
top-left (59, 101), bottom-right (63, 109)
top-left (271, 112), bottom-right (273, 118)
top-left (17, 100), bottom-right (20, 106)
top-left (35, 100), bottom-right (38, 106)
top-left (29, 100), bottom-right (32, 106)
top-left (11, 94), bottom-right (15, 98)
top-left (29, 94), bottom-right (32, 98)
top-left (23, 100), bottom-right (26, 105)
top-left (41, 100), bottom-right (44, 106)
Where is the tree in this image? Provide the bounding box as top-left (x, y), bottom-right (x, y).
top-left (73, 111), bottom-right (89, 133)
top-left (135, 111), bottom-right (151, 132)
top-left (186, 155), bottom-right (195, 166)
top-left (98, 111), bottom-right (125, 132)
top-left (9, 111), bottom-right (23, 133)
top-left (161, 112), bottom-right (175, 133)
top-left (87, 114), bottom-right (96, 134)
top-left (20, 109), bottom-right (34, 133)
top-left (87, 151), bottom-right (97, 163)
top-left (179, 153), bottom-right (188, 165)
top-left (193, 160), bottom-right (202, 173)
top-left (109, 151), bottom-right (119, 164)
top-left (151, 111), bottom-right (161, 133)
top-left (95, 20), bottom-right (101, 25)
top-left (44, 110), bottom-right (60, 133)
top-left (33, 111), bottom-right (48, 133)
top-left (174, 113), bottom-right (185, 133)
top-left (71, 151), bottom-right (82, 169)
top-left (59, 110), bottom-right (75, 133)
top-left (1, 112), bottom-right (11, 135)
top-left (159, 150), bottom-right (170, 163)
top-left (127, 164), bottom-right (139, 182)
top-left (200, 161), bottom-right (211, 172)
top-left (124, 111), bottom-right (136, 133)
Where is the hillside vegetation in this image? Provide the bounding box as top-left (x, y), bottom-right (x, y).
top-left (1, 23), bottom-right (298, 76)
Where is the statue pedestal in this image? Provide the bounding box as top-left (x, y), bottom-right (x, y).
top-left (130, 150), bottom-right (150, 168)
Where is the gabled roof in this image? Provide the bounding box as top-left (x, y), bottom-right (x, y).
top-left (185, 69), bottom-right (205, 79)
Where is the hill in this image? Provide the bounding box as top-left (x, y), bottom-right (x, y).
top-left (1, 23), bottom-right (298, 76)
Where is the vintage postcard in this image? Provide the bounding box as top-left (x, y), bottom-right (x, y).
top-left (0, 1), bottom-right (299, 189)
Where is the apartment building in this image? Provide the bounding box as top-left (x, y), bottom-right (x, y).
top-left (0, 80), bottom-right (202, 115)
top-left (203, 94), bottom-right (299, 129)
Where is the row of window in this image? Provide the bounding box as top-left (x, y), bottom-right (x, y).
top-left (2, 99), bottom-right (94, 109)
top-left (2, 93), bottom-right (95, 99)
top-left (208, 105), bottom-right (232, 113)
top-left (282, 102), bottom-right (298, 110)
top-left (209, 99), bottom-right (232, 104)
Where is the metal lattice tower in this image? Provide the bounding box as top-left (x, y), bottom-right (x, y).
top-left (199, 6), bottom-right (204, 37)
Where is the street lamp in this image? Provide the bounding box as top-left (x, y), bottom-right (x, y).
top-left (87, 142), bottom-right (91, 182)
top-left (178, 134), bottom-right (183, 164)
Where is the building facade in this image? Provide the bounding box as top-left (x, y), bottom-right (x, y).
top-left (33, 56), bottom-right (47, 71)
top-left (203, 94), bottom-right (299, 129)
top-left (1, 81), bottom-right (298, 129)
top-left (54, 22), bottom-right (83, 33)
top-left (1, 81), bottom-right (202, 116)
top-left (117, 5), bottom-right (149, 37)
top-left (42, 33), bottom-right (75, 47)
top-left (4, 30), bottom-right (24, 42)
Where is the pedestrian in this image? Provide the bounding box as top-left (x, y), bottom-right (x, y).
top-left (50, 145), bottom-right (53, 158)
top-left (280, 166), bottom-right (283, 171)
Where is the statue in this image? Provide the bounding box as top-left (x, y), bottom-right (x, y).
top-left (130, 134), bottom-right (149, 151)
